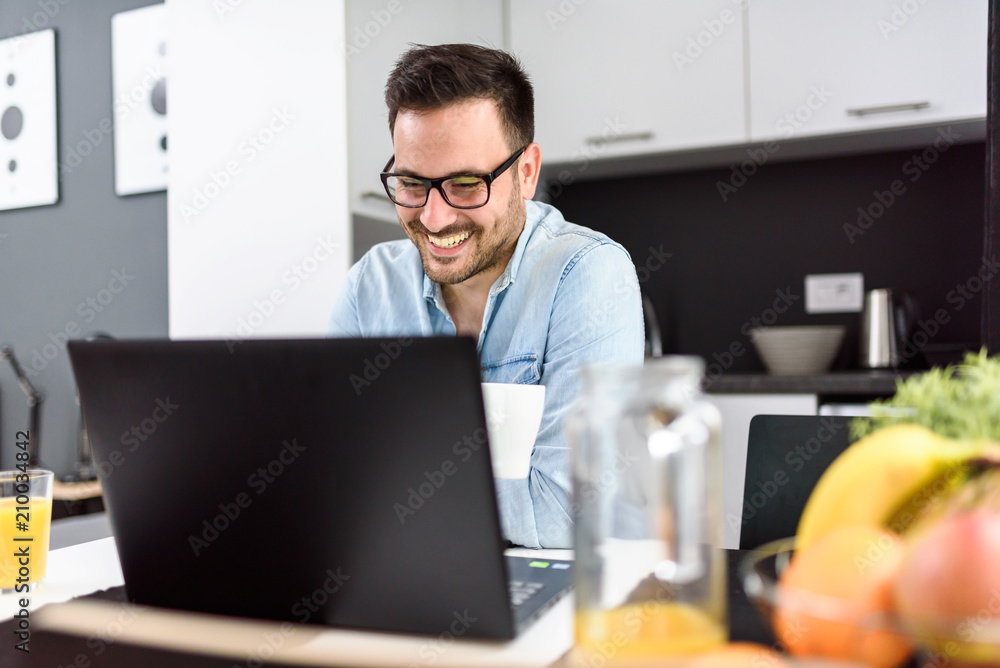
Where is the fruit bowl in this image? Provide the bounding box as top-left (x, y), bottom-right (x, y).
top-left (740, 538), bottom-right (1000, 668)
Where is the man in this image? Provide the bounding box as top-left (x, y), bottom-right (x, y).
top-left (330, 43), bottom-right (643, 548)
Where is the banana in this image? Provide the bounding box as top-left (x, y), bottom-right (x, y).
top-left (795, 423), bottom-right (989, 551)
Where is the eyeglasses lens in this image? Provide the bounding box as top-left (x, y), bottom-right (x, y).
top-left (385, 176), bottom-right (489, 208)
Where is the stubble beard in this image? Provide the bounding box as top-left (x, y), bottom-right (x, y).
top-left (403, 181), bottom-right (524, 286)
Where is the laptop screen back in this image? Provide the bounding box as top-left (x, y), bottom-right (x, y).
top-left (68, 337), bottom-right (517, 638)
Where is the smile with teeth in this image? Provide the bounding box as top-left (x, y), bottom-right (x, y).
top-left (428, 230), bottom-right (472, 249)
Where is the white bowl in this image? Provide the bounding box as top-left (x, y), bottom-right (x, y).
top-left (749, 326), bottom-right (846, 375)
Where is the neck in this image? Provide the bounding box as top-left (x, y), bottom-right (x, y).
top-left (442, 245), bottom-right (516, 337)
top-left (442, 250), bottom-right (510, 308)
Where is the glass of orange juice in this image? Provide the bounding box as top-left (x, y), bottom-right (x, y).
top-left (0, 470), bottom-right (54, 594)
top-left (566, 358), bottom-right (727, 666)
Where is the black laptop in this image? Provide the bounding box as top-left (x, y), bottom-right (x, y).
top-left (67, 337), bottom-right (571, 640)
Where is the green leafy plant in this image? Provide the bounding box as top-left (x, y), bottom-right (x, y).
top-left (850, 348), bottom-right (1000, 442)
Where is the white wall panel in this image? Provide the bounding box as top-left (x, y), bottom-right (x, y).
top-left (167, 0), bottom-right (349, 340)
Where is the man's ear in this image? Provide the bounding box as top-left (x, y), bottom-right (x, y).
top-left (517, 143), bottom-right (542, 200)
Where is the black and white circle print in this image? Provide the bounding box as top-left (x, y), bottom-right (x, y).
top-left (112, 4), bottom-right (168, 195)
top-left (0, 29), bottom-right (58, 211)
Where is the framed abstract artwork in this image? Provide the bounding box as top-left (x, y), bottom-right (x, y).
top-left (112, 3), bottom-right (167, 196)
top-left (0, 29), bottom-right (59, 211)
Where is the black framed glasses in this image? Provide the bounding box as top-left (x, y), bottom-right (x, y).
top-left (380, 147), bottom-right (526, 209)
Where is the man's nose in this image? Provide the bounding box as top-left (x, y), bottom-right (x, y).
top-left (419, 186), bottom-right (458, 232)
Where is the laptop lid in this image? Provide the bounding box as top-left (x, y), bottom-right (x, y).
top-left (68, 337), bottom-right (522, 639)
top-left (740, 414), bottom-right (852, 550)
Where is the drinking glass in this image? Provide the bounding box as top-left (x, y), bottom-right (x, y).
top-left (0, 469), bottom-right (54, 593)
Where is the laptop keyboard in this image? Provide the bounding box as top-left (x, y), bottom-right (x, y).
top-left (508, 580), bottom-right (545, 608)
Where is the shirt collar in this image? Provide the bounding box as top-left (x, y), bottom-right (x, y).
top-left (422, 200), bottom-right (543, 301)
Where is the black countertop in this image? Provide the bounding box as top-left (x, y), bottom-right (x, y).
top-left (704, 370), bottom-right (919, 396)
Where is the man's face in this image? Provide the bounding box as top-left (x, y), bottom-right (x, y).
top-left (391, 99), bottom-right (526, 286)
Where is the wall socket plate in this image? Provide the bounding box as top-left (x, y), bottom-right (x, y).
top-left (805, 273), bottom-right (864, 313)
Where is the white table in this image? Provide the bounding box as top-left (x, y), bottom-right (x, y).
top-left (1, 536), bottom-right (575, 667)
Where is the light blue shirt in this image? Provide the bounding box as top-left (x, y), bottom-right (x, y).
top-left (329, 200), bottom-right (644, 548)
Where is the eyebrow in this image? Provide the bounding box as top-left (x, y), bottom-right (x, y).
top-left (392, 166), bottom-right (488, 179)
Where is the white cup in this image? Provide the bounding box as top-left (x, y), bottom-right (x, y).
top-left (481, 382), bottom-right (546, 479)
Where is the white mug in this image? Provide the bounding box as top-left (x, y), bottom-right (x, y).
top-left (481, 383), bottom-right (546, 479)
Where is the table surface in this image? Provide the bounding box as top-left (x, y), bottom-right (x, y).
top-left (0, 531), bottom-right (773, 667)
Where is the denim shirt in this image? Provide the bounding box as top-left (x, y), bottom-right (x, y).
top-left (329, 200), bottom-right (644, 548)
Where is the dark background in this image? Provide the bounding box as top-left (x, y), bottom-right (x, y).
top-left (552, 140), bottom-right (985, 373)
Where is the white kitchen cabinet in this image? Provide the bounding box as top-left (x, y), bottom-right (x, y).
top-left (748, 1), bottom-right (987, 142)
top-left (706, 393), bottom-right (818, 550)
top-left (346, 0), bottom-right (504, 224)
top-left (507, 0), bottom-right (747, 167)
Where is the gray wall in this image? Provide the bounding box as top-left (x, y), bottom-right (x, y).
top-left (0, 0), bottom-right (167, 477)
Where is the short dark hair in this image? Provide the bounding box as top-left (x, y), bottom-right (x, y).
top-left (385, 43), bottom-right (534, 152)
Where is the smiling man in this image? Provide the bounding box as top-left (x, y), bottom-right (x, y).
top-left (329, 44), bottom-right (643, 548)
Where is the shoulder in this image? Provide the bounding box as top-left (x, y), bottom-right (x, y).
top-left (347, 239), bottom-right (422, 285)
top-left (524, 201), bottom-right (634, 276)
top-left (358, 238), bottom-right (419, 266)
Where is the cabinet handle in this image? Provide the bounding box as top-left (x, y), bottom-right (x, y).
top-left (846, 101), bottom-right (930, 117)
top-left (361, 191), bottom-right (395, 205)
top-left (584, 131), bottom-right (654, 146)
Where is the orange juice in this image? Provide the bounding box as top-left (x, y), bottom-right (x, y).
top-left (575, 602), bottom-right (726, 664)
top-left (0, 497), bottom-right (52, 590)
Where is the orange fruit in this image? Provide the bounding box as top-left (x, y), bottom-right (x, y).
top-left (774, 525), bottom-right (913, 668)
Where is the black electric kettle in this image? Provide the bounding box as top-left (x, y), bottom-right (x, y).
top-left (859, 288), bottom-right (920, 368)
